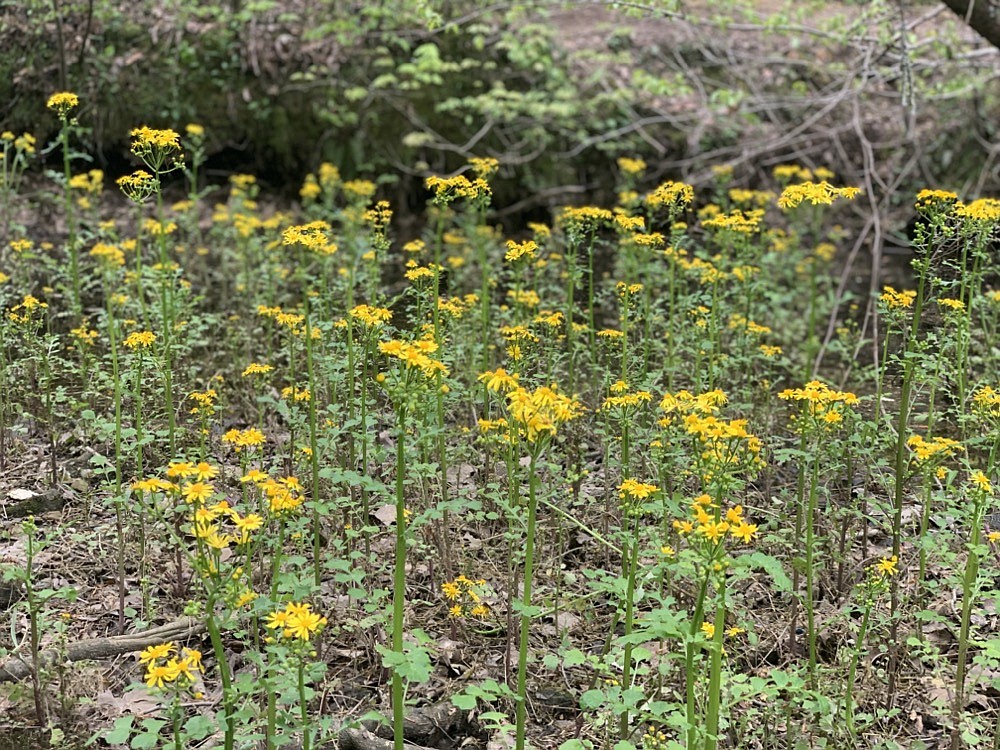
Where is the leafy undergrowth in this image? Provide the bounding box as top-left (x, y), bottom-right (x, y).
top-left (1, 95), bottom-right (999, 750)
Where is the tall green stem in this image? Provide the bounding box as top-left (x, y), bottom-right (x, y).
top-left (303, 290), bottom-right (321, 587)
top-left (618, 515), bottom-right (641, 739)
top-left (515, 450), bottom-right (540, 750)
top-left (205, 608), bottom-right (234, 750)
top-left (950, 493), bottom-right (987, 750)
top-left (804, 454), bottom-right (820, 688)
top-left (704, 589), bottom-right (727, 750)
top-left (392, 402), bottom-right (408, 750)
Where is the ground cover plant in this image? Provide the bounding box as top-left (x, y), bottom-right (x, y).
top-left (0, 90), bottom-right (999, 750)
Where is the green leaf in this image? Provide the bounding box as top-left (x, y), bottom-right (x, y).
top-left (452, 692), bottom-right (478, 710)
top-left (733, 552), bottom-right (792, 592)
top-left (580, 688), bottom-right (605, 710)
top-left (130, 718), bottom-right (166, 749)
top-left (183, 714), bottom-right (215, 740)
top-left (104, 716), bottom-right (134, 745)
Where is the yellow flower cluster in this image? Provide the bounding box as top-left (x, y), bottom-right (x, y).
top-left (3, 130), bottom-right (37, 154)
top-left (130, 126), bottom-right (180, 151)
top-left (914, 189), bottom-right (959, 213)
top-left (46, 91), bottom-right (79, 116)
top-left (468, 156), bottom-right (500, 178)
top-left (281, 385), bottom-right (311, 402)
top-left (123, 330), bottom-right (156, 349)
top-left (683, 414), bottom-right (765, 476)
top-left (773, 164), bottom-right (818, 182)
top-left (728, 188), bottom-right (775, 207)
top-left (630, 232), bottom-right (665, 249)
top-left (616, 282), bottom-right (643, 298)
top-left (439, 294), bottom-right (478, 318)
top-left (242, 362), bottom-right (273, 377)
top-left (727, 314), bottom-right (771, 336)
top-left (8, 294), bottom-right (48, 324)
top-left (601, 381), bottom-right (652, 412)
top-left (252, 474), bottom-right (304, 514)
top-left (617, 157), bottom-right (647, 175)
top-left (222, 427), bottom-right (266, 450)
top-left (117, 170), bottom-right (158, 202)
top-left (404, 264), bottom-right (441, 283)
top-left (142, 218), bottom-right (177, 236)
top-left (777, 181), bottom-right (861, 209)
top-left (350, 304), bottom-right (393, 327)
top-left (441, 575), bottom-right (490, 619)
top-left (534, 310), bottom-right (563, 328)
top-left (479, 367), bottom-right (520, 393)
top-left (364, 201), bottom-right (393, 232)
top-left (955, 198), bottom-right (1000, 225)
top-left (282, 221), bottom-right (336, 254)
top-left (505, 239), bottom-right (537, 262)
top-left (970, 470), bottom-right (993, 494)
top-left (659, 389), bottom-right (727, 424)
top-left (425, 174), bottom-right (491, 204)
top-left (701, 208), bottom-right (764, 234)
top-left (619, 479), bottom-right (659, 499)
top-left (89, 242), bottom-right (125, 267)
top-left (188, 389), bottom-right (218, 416)
top-left (558, 205), bottom-right (613, 229)
top-left (614, 214), bottom-right (645, 232)
top-left (906, 434), bottom-right (961, 464)
top-left (507, 289), bottom-right (540, 308)
top-left (139, 642), bottom-right (202, 690)
top-left (299, 174), bottom-right (321, 201)
top-left (778, 380), bottom-right (859, 429)
top-left (316, 162), bottom-right (340, 190)
top-left (70, 323), bottom-right (99, 346)
top-left (506, 384), bottom-right (583, 442)
top-left (265, 601), bottom-right (327, 642)
top-left (673, 495), bottom-right (758, 544)
top-left (645, 180), bottom-right (694, 210)
top-left (880, 286), bottom-right (916, 310)
top-left (971, 385), bottom-right (1000, 424)
top-left (69, 169), bottom-right (103, 194)
top-left (379, 338), bottom-right (448, 378)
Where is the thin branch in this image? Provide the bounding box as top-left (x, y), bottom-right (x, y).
top-left (0, 617), bottom-right (205, 683)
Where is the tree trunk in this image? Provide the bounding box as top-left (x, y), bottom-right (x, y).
top-left (940, 0), bottom-right (1000, 50)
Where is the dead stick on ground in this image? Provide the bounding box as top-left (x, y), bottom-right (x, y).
top-left (0, 616), bottom-right (205, 682)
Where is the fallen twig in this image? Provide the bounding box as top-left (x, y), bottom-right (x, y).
top-left (0, 616), bottom-right (205, 682)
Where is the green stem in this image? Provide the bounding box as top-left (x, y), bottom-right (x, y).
top-left (685, 572), bottom-right (712, 749)
top-left (61, 118), bottom-right (80, 320)
top-left (304, 290), bottom-right (322, 587)
top-left (887, 253), bottom-right (929, 704)
top-left (951, 494), bottom-right (986, 750)
top-left (205, 609), bottom-right (235, 750)
top-left (618, 515), bottom-right (641, 740)
top-left (515, 450), bottom-right (540, 750)
top-left (704, 590), bottom-right (727, 750)
top-left (805, 454), bottom-right (820, 688)
top-left (299, 659), bottom-right (311, 750)
top-left (392, 402), bottom-right (408, 750)
top-left (844, 600), bottom-right (872, 738)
